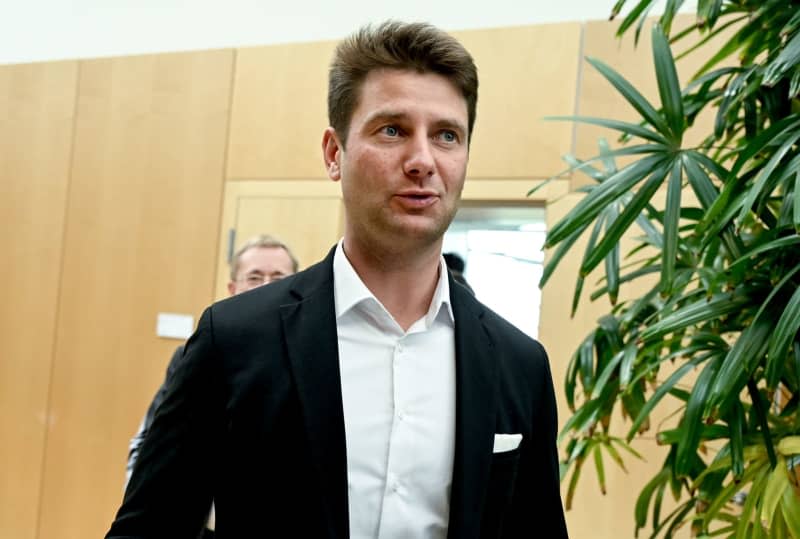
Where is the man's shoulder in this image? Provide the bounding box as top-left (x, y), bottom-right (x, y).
top-left (458, 291), bottom-right (548, 363)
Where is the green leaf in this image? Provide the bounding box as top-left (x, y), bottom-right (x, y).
top-left (794, 169), bottom-right (800, 233)
top-left (565, 454), bottom-right (586, 511)
top-left (729, 399), bottom-right (746, 480)
top-left (761, 457), bottom-right (789, 529)
top-left (693, 444), bottom-right (769, 486)
top-left (593, 443), bottom-right (607, 494)
top-left (546, 154), bottom-right (668, 247)
top-left (602, 437), bottom-right (633, 472)
top-left (635, 468), bottom-right (670, 531)
top-left (697, 0), bottom-right (723, 28)
top-left (585, 56), bottom-right (673, 137)
top-left (766, 286), bottom-right (800, 390)
top-left (544, 115), bottom-right (671, 145)
top-left (540, 226), bottom-right (583, 289)
top-left (580, 334), bottom-right (595, 393)
top-left (681, 152), bottom-right (719, 210)
top-left (778, 436), bottom-right (800, 455)
top-left (660, 159), bottom-right (683, 295)
top-left (627, 356), bottom-right (704, 441)
top-left (704, 314), bottom-right (774, 421)
top-left (781, 487), bottom-right (800, 539)
top-left (699, 116), bottom-right (800, 235)
top-left (640, 292), bottom-right (750, 342)
top-left (610, 436), bottom-right (644, 460)
top-left (591, 348), bottom-right (625, 400)
top-left (609, 0), bottom-right (626, 20)
top-left (598, 138), bottom-right (617, 175)
top-left (728, 236), bottom-right (800, 271)
top-left (763, 30), bottom-right (800, 87)
top-left (735, 128), bottom-right (800, 228)
top-left (652, 24), bottom-right (685, 141)
top-left (560, 396), bottom-right (602, 442)
top-left (737, 463), bottom-right (771, 537)
top-left (675, 356), bottom-right (721, 477)
top-left (790, 66), bottom-right (800, 99)
top-left (604, 204), bottom-right (621, 305)
top-left (615, 0), bottom-right (657, 41)
top-left (619, 342), bottom-right (638, 390)
top-left (580, 161), bottom-right (671, 276)
top-left (704, 459), bottom-right (766, 529)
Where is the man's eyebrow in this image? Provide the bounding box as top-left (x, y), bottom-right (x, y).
top-left (432, 118), bottom-right (468, 136)
top-left (362, 110), bottom-right (407, 126)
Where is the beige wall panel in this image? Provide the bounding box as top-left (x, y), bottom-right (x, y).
top-left (540, 189), bottom-right (697, 538)
top-left (0, 61), bottom-right (77, 539)
top-left (37, 50), bottom-right (233, 539)
top-left (227, 41), bottom-right (334, 179)
top-left (215, 179), bottom-right (343, 298)
top-left (453, 24), bottom-right (582, 179)
top-left (574, 15), bottom-right (738, 189)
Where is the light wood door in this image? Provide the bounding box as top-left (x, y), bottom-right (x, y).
top-left (215, 180), bottom-right (344, 298)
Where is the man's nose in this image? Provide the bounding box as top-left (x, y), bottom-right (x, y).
top-left (403, 134), bottom-right (435, 179)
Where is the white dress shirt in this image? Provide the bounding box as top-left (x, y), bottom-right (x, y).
top-left (333, 241), bottom-right (457, 539)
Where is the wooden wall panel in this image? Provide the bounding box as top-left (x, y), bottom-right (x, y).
top-left (36, 50), bottom-right (233, 539)
top-left (0, 61), bottom-right (77, 539)
top-left (227, 41), bottom-right (334, 179)
top-left (227, 24), bottom-right (581, 182)
top-left (574, 14), bottom-right (738, 188)
top-left (454, 24), bottom-right (582, 179)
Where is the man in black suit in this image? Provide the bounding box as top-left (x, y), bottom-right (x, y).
top-left (107, 21), bottom-right (567, 539)
top-left (124, 235), bottom-right (298, 538)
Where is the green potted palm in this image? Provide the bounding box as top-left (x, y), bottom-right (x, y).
top-left (542, 1), bottom-right (800, 536)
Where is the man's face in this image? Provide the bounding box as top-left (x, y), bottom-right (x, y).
top-left (323, 68), bottom-right (469, 254)
top-left (227, 246), bottom-right (295, 295)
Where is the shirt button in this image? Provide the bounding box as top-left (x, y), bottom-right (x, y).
top-left (397, 411), bottom-right (405, 421)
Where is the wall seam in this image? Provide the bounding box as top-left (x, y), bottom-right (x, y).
top-left (34, 58), bottom-right (83, 539)
top-left (211, 48), bottom-right (239, 299)
top-left (569, 22), bottom-right (587, 192)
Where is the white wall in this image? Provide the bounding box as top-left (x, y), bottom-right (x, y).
top-left (1, 0), bottom-right (696, 64)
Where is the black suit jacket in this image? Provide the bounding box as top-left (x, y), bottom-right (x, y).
top-left (107, 247), bottom-right (567, 538)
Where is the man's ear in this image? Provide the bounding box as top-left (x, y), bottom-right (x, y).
top-left (227, 281), bottom-right (236, 296)
top-left (322, 127), bottom-right (342, 182)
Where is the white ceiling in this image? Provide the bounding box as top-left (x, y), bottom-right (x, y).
top-left (0, 0), bottom-right (697, 65)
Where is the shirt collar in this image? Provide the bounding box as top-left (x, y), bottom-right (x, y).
top-left (333, 240), bottom-right (454, 327)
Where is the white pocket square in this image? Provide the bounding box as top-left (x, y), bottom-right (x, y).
top-left (493, 433), bottom-right (522, 453)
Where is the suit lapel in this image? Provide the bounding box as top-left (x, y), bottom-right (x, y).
top-left (280, 249), bottom-right (349, 539)
top-left (447, 280), bottom-right (497, 539)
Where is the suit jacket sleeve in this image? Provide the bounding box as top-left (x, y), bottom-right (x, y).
top-left (125, 345), bottom-right (184, 481)
top-left (503, 341), bottom-right (568, 538)
top-left (107, 310), bottom-right (220, 539)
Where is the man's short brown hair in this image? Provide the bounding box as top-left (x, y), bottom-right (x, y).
top-left (328, 21), bottom-right (478, 147)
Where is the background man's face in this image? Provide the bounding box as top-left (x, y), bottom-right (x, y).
top-left (325, 68), bottom-right (469, 254)
top-left (228, 246), bottom-right (295, 295)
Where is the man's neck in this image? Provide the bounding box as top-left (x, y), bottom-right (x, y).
top-left (342, 237), bottom-right (443, 331)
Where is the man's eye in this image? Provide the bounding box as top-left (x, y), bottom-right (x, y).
top-left (381, 125), bottom-right (400, 136)
top-left (438, 130), bottom-right (458, 143)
